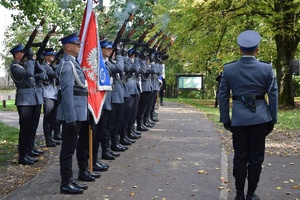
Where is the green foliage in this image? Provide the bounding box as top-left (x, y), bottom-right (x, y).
top-left (1, 0), bottom-right (300, 107)
top-left (0, 121), bottom-right (19, 163)
top-left (0, 100), bottom-right (17, 111)
top-left (293, 76), bottom-right (300, 97)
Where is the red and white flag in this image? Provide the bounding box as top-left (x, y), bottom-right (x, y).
top-left (78, 0), bottom-right (108, 124)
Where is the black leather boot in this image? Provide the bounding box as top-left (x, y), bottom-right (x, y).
top-left (61, 178), bottom-right (84, 194)
top-left (78, 162), bottom-right (95, 182)
top-left (120, 129), bottom-right (132, 145)
top-left (71, 180), bottom-right (88, 190)
top-left (45, 132), bottom-right (56, 147)
top-left (33, 147), bottom-right (44, 155)
top-left (107, 149), bottom-right (120, 157)
top-left (93, 161), bottom-right (109, 172)
top-left (53, 129), bottom-right (62, 141)
top-left (137, 117), bottom-right (148, 131)
top-left (98, 160), bottom-right (109, 168)
top-left (18, 156), bottom-right (34, 165)
top-left (28, 149), bottom-right (40, 157)
top-left (101, 142), bottom-right (115, 160)
top-left (53, 120), bottom-right (62, 140)
top-left (111, 137), bottom-right (126, 151)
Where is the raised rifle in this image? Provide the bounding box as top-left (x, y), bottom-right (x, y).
top-left (129, 23), bottom-right (155, 55)
top-left (154, 32), bottom-right (169, 51)
top-left (109, 10), bottom-right (136, 60)
top-left (160, 36), bottom-right (176, 53)
top-left (20, 17), bottom-right (46, 65)
top-left (36, 25), bottom-right (57, 63)
top-left (50, 48), bottom-right (63, 68)
top-left (125, 19), bottom-right (145, 41)
top-left (140, 30), bottom-right (163, 58)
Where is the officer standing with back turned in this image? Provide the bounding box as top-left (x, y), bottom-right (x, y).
top-left (218, 30), bottom-right (278, 200)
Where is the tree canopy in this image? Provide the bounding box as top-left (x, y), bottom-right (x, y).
top-left (1, 0), bottom-right (299, 107)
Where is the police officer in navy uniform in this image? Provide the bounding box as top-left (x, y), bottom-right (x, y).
top-left (119, 49), bottom-right (139, 145)
top-left (92, 39), bottom-right (115, 169)
top-left (218, 30), bottom-right (278, 200)
top-left (41, 48), bottom-right (60, 147)
top-left (56, 32), bottom-right (89, 194)
top-left (103, 39), bottom-right (128, 152)
top-left (136, 56), bottom-right (155, 131)
top-left (10, 44), bottom-right (46, 165)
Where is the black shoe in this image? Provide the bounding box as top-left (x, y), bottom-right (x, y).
top-left (117, 143), bottom-right (128, 150)
top-left (102, 151), bottom-right (115, 160)
top-left (53, 139), bottom-right (61, 145)
top-left (28, 150), bottom-right (40, 157)
top-left (141, 124), bottom-right (150, 130)
top-left (33, 148), bottom-right (44, 154)
top-left (78, 171), bottom-right (95, 182)
top-left (90, 171), bottom-right (101, 178)
top-left (133, 129), bottom-right (141, 135)
top-left (125, 136), bottom-right (135, 143)
top-left (71, 180), bottom-right (88, 190)
top-left (148, 119), bottom-right (156, 124)
top-left (46, 140), bottom-right (56, 147)
top-left (246, 193), bottom-right (260, 200)
top-left (53, 134), bottom-right (62, 141)
top-left (111, 144), bottom-right (126, 152)
top-left (60, 183), bottom-right (84, 194)
top-left (144, 122), bottom-right (153, 128)
top-left (26, 155), bottom-right (38, 162)
top-left (151, 117), bottom-right (159, 122)
top-left (128, 132), bottom-right (139, 139)
top-left (18, 156), bottom-right (34, 165)
top-left (120, 138), bottom-right (132, 145)
top-left (97, 160), bottom-right (109, 168)
top-left (137, 125), bottom-right (149, 131)
top-left (234, 194), bottom-right (245, 200)
top-left (107, 149), bottom-right (120, 157)
top-left (93, 162), bottom-right (109, 172)
top-left (160, 103), bottom-right (164, 106)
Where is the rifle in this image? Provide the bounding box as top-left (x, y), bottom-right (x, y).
top-left (160, 36), bottom-right (176, 53)
top-left (50, 48), bottom-right (64, 68)
top-left (152, 32), bottom-right (169, 50)
top-left (109, 10), bottom-right (136, 60)
top-left (20, 17), bottom-right (46, 65)
top-left (125, 19), bottom-right (145, 41)
top-left (129, 23), bottom-right (155, 56)
top-left (36, 25), bottom-right (57, 63)
top-left (140, 30), bottom-right (163, 56)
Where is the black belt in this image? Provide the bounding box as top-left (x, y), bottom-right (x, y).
top-left (17, 86), bottom-right (35, 89)
top-left (74, 89), bottom-right (88, 96)
top-left (232, 95), bottom-right (264, 101)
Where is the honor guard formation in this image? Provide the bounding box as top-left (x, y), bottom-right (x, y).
top-left (9, 14), bottom-right (171, 194)
top-left (8, 2), bottom-right (278, 199)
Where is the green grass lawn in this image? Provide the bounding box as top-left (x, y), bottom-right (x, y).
top-left (0, 99), bottom-right (17, 111)
top-left (0, 122), bottom-right (19, 164)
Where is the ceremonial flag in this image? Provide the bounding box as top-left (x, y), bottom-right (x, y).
top-left (78, 0), bottom-right (111, 124)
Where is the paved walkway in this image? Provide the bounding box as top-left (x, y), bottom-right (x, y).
top-left (0, 102), bottom-right (299, 200)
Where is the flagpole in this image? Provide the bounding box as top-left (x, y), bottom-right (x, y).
top-left (89, 125), bottom-right (93, 173)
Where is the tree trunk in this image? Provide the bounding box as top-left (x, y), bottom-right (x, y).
top-left (273, 0), bottom-right (300, 108)
top-left (275, 36), bottom-right (297, 108)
